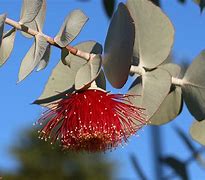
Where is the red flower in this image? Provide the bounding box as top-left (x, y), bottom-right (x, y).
top-left (36, 89), bottom-right (146, 152)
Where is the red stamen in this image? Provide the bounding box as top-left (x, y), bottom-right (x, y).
top-left (37, 89), bottom-right (147, 152)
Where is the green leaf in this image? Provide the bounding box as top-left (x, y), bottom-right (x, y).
top-left (20, 0), bottom-right (43, 24)
top-left (129, 68), bottom-right (172, 119)
top-left (18, 34), bottom-right (49, 82)
top-left (103, 0), bottom-right (116, 18)
top-left (0, 28), bottom-right (16, 67)
top-left (54, 10), bottom-right (88, 47)
top-left (190, 120), bottom-right (205, 146)
top-left (21, 0), bottom-right (46, 38)
top-left (103, 3), bottom-right (135, 88)
top-left (35, 41), bottom-right (102, 105)
top-left (160, 156), bottom-right (188, 180)
top-left (194, 0), bottom-right (205, 12)
top-left (75, 55), bottom-right (102, 90)
top-left (150, 63), bottom-right (183, 125)
top-left (126, 0), bottom-right (174, 69)
top-left (0, 14), bottom-right (6, 47)
top-left (183, 50), bottom-right (205, 120)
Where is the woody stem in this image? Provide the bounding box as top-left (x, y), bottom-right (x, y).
top-left (5, 17), bottom-right (92, 61)
top-left (130, 65), bottom-right (184, 87)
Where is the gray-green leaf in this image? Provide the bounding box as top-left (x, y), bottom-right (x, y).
top-left (18, 34), bottom-right (49, 82)
top-left (129, 68), bottom-right (172, 119)
top-left (0, 14), bottom-right (6, 47)
top-left (61, 41), bottom-right (102, 67)
top-left (183, 50), bottom-right (205, 120)
top-left (96, 70), bottom-right (106, 90)
top-left (33, 60), bottom-right (76, 106)
top-left (149, 63), bottom-right (183, 125)
top-left (21, 0), bottom-right (46, 38)
top-left (103, 3), bottom-right (135, 88)
top-left (35, 41), bottom-right (102, 105)
top-left (75, 55), bottom-right (102, 90)
top-left (37, 44), bottom-right (51, 71)
top-left (159, 63), bottom-right (181, 78)
top-left (20, 0), bottom-right (43, 24)
top-left (190, 120), bottom-right (205, 146)
top-left (150, 87), bottom-right (182, 125)
top-left (126, 0), bottom-right (174, 69)
top-left (0, 28), bottom-right (16, 66)
top-left (54, 10), bottom-right (88, 47)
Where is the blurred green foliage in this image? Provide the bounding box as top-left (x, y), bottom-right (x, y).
top-left (3, 129), bottom-right (112, 180)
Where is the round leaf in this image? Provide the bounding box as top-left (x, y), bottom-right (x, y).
top-left (126, 0), bottom-right (174, 69)
top-left (190, 120), bottom-right (205, 146)
top-left (129, 68), bottom-right (172, 119)
top-left (18, 34), bottom-right (49, 82)
top-left (21, 0), bottom-right (46, 38)
top-left (20, 0), bottom-right (43, 24)
top-left (159, 63), bottom-right (181, 78)
top-left (96, 70), bottom-right (106, 90)
top-left (103, 3), bottom-right (135, 88)
top-left (36, 44), bottom-right (51, 71)
top-left (0, 28), bottom-right (16, 67)
top-left (35, 41), bottom-right (102, 105)
top-left (149, 63), bottom-right (182, 125)
top-left (184, 50), bottom-right (205, 86)
top-left (183, 50), bottom-right (205, 120)
top-left (150, 87), bottom-right (182, 125)
top-left (61, 41), bottom-right (102, 68)
top-left (75, 55), bottom-right (102, 90)
top-left (33, 60), bottom-right (76, 106)
top-left (0, 14), bottom-right (6, 47)
top-left (54, 10), bottom-right (88, 47)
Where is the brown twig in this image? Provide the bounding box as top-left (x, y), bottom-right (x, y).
top-left (5, 17), bottom-right (92, 61)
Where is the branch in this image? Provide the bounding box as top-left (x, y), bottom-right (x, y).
top-left (130, 65), bottom-right (184, 87)
top-left (5, 17), bottom-right (92, 61)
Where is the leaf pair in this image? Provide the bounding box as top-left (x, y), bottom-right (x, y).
top-left (18, 34), bottom-right (50, 82)
top-left (20, 0), bottom-right (46, 38)
top-left (103, 0), bottom-right (176, 124)
top-left (18, 5), bottom-right (88, 81)
top-left (54, 10), bottom-right (88, 47)
top-left (34, 41), bottom-right (105, 106)
top-left (181, 50), bottom-right (205, 146)
top-left (128, 66), bottom-right (180, 123)
top-left (103, 0), bottom-right (174, 89)
top-left (182, 50), bottom-right (205, 121)
top-left (149, 64), bottom-right (183, 125)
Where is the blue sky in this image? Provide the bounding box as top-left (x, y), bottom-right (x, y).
top-left (0, 0), bottom-right (205, 179)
